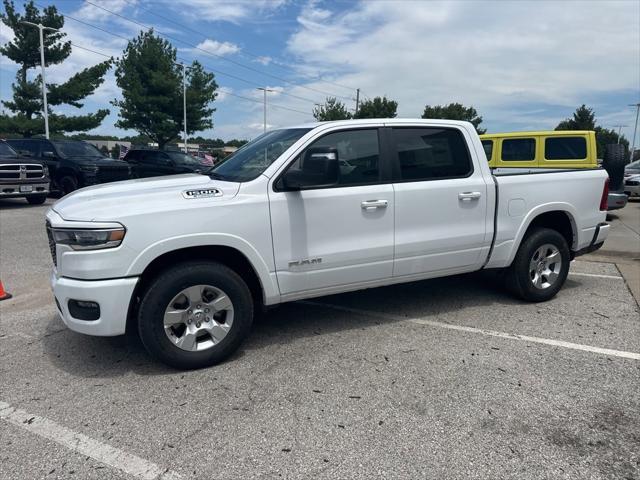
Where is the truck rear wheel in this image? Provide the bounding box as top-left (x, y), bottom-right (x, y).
top-left (506, 227), bottom-right (570, 302)
top-left (137, 261), bottom-right (254, 369)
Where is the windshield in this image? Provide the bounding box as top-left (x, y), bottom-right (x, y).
top-left (165, 151), bottom-right (202, 165)
top-left (211, 128), bottom-right (311, 182)
top-left (52, 141), bottom-right (104, 158)
top-left (0, 142), bottom-right (17, 157)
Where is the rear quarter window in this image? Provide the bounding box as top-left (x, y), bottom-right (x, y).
top-left (544, 137), bottom-right (587, 160)
top-left (481, 140), bottom-right (493, 161)
top-left (501, 138), bottom-right (536, 161)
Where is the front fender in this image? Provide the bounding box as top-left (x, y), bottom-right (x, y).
top-left (126, 233), bottom-right (280, 304)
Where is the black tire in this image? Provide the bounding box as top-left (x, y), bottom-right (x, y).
top-left (602, 144), bottom-right (627, 191)
top-left (137, 261), bottom-right (254, 369)
top-left (505, 227), bottom-right (570, 302)
top-left (59, 175), bottom-right (78, 196)
top-left (26, 194), bottom-right (47, 205)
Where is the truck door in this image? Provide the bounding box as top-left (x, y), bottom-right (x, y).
top-left (269, 128), bottom-right (394, 297)
top-left (390, 126), bottom-right (489, 277)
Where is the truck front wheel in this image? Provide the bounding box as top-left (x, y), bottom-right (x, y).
top-left (506, 227), bottom-right (570, 302)
top-left (137, 261), bottom-right (254, 369)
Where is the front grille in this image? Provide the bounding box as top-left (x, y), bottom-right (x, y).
top-left (97, 165), bottom-right (129, 183)
top-left (46, 220), bottom-right (57, 267)
top-left (0, 163), bottom-right (44, 181)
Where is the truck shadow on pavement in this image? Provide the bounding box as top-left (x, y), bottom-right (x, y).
top-left (40, 271), bottom-right (585, 378)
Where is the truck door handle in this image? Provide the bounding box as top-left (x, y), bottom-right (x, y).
top-left (361, 199), bottom-right (388, 210)
top-left (458, 192), bottom-right (482, 201)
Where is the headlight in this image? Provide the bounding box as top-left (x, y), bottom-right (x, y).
top-left (43, 165), bottom-right (49, 176)
top-left (52, 227), bottom-right (125, 250)
top-left (80, 165), bottom-right (99, 173)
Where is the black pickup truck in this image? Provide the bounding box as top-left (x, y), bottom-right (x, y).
top-left (0, 140), bottom-right (50, 204)
top-left (6, 138), bottom-right (130, 195)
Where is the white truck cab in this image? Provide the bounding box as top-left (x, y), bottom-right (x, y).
top-left (46, 119), bottom-right (610, 369)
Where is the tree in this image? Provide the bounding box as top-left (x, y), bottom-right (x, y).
top-left (354, 96), bottom-right (397, 119)
top-left (422, 102), bottom-right (486, 134)
top-left (555, 104), bottom-right (596, 131)
top-left (313, 97), bottom-right (352, 121)
top-left (0, 0), bottom-right (111, 137)
top-left (113, 30), bottom-right (218, 150)
top-left (556, 105), bottom-right (629, 158)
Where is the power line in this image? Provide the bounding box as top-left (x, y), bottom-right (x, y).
top-left (69, 42), bottom-right (113, 59)
top-left (119, 0), bottom-right (356, 93)
top-left (82, 0), bottom-right (354, 102)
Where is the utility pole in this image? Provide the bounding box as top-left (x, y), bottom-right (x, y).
top-left (630, 103), bottom-right (640, 158)
top-left (174, 62), bottom-right (190, 153)
top-left (257, 87), bottom-right (274, 133)
top-left (612, 125), bottom-right (628, 143)
top-left (355, 88), bottom-right (360, 117)
top-left (21, 21), bottom-right (58, 139)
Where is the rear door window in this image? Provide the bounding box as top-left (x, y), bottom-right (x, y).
top-left (545, 137), bottom-right (587, 160)
top-left (501, 138), bottom-right (536, 161)
top-left (392, 127), bottom-right (473, 181)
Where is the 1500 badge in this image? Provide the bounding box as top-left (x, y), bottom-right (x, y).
top-left (182, 188), bottom-right (222, 199)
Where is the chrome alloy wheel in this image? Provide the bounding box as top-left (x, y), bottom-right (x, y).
top-left (528, 244), bottom-right (562, 290)
top-left (163, 285), bottom-right (234, 352)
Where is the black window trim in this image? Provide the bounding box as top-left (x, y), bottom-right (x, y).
top-left (500, 137), bottom-right (536, 162)
top-left (273, 126), bottom-right (391, 192)
top-left (543, 136), bottom-right (588, 161)
top-left (388, 125), bottom-right (475, 183)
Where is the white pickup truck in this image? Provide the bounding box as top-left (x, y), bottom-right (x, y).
top-left (46, 119), bottom-right (610, 369)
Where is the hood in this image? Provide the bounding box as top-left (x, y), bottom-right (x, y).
top-left (70, 156), bottom-right (129, 167)
top-left (52, 174), bottom-right (240, 221)
top-left (0, 156), bottom-right (44, 165)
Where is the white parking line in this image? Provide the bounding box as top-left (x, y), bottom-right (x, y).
top-left (569, 272), bottom-right (624, 280)
top-left (302, 302), bottom-right (640, 361)
top-left (0, 401), bottom-right (182, 480)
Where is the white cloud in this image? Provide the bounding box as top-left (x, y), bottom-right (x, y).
top-left (75, 0), bottom-right (133, 22)
top-left (164, 0), bottom-right (287, 23)
top-left (278, 0), bottom-right (640, 132)
top-left (255, 56), bottom-right (272, 66)
top-left (195, 39), bottom-right (240, 57)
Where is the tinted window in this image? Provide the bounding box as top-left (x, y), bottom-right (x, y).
top-left (9, 139), bottom-right (40, 157)
top-left (393, 128), bottom-right (472, 181)
top-left (481, 140), bottom-right (493, 161)
top-left (501, 138), bottom-right (535, 161)
top-left (288, 129), bottom-right (380, 187)
top-left (165, 151), bottom-right (201, 165)
top-left (51, 141), bottom-right (103, 158)
top-left (545, 137), bottom-right (587, 160)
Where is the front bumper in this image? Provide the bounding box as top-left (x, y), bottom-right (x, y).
top-left (0, 182), bottom-right (49, 197)
top-left (51, 270), bottom-right (138, 336)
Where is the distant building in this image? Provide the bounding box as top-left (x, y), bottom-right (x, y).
top-left (85, 140), bottom-right (131, 150)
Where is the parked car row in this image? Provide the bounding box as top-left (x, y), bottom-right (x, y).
top-left (3, 139), bottom-right (212, 199)
top-left (0, 140), bottom-right (50, 204)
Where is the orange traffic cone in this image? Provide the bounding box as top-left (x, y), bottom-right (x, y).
top-left (0, 280), bottom-right (12, 301)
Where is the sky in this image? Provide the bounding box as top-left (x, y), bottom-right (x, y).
top-left (0, 0), bottom-right (639, 142)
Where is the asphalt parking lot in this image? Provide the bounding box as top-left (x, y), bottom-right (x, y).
top-left (1, 198), bottom-right (639, 480)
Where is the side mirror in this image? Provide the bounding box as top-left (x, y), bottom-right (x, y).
top-left (281, 147), bottom-right (339, 190)
top-left (42, 151), bottom-right (55, 158)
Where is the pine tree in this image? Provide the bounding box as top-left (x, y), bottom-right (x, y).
top-left (422, 102), bottom-right (486, 134)
top-left (313, 97), bottom-right (352, 121)
top-left (0, 0), bottom-right (112, 137)
top-left (113, 31), bottom-right (218, 150)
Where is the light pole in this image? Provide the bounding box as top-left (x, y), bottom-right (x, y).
top-left (174, 62), bottom-right (190, 153)
top-left (612, 125), bottom-right (628, 143)
top-left (630, 103), bottom-right (640, 158)
top-left (21, 21), bottom-right (58, 139)
top-left (257, 87), bottom-right (275, 133)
